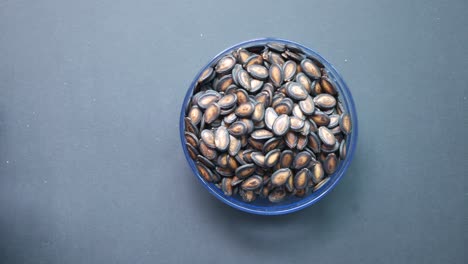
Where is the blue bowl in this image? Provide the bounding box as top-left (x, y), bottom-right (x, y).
top-left (180, 38), bottom-right (358, 215)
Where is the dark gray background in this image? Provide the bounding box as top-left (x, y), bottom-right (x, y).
top-left (0, 0), bottom-right (467, 263)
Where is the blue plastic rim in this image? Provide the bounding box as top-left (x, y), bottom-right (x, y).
top-left (179, 38), bottom-right (358, 215)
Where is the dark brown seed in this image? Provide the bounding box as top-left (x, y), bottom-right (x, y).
top-left (294, 168), bottom-right (310, 190)
top-left (255, 91), bottom-right (270, 107)
top-left (240, 135), bottom-right (248, 147)
top-left (235, 152), bottom-right (246, 165)
top-left (265, 107), bottom-right (278, 130)
top-left (314, 94), bottom-right (337, 109)
top-left (300, 119), bottom-right (311, 136)
top-left (244, 54), bottom-right (263, 68)
top-left (188, 106), bottom-right (202, 125)
top-left (263, 137), bottom-right (282, 153)
top-left (184, 132), bottom-right (198, 148)
top-left (292, 104), bottom-right (306, 120)
top-left (223, 112), bottom-right (237, 124)
top-left (299, 95), bottom-right (315, 115)
top-left (330, 126), bottom-right (342, 135)
top-left (309, 119), bottom-right (318, 132)
top-left (271, 168), bottom-right (292, 186)
top-left (262, 81), bottom-right (275, 94)
top-left (240, 189), bottom-right (256, 202)
top-left (286, 82), bottom-right (308, 100)
top-left (219, 105), bottom-right (236, 116)
top-left (237, 48), bottom-right (251, 64)
top-left (272, 114), bottom-right (290, 136)
top-left (295, 72), bottom-right (312, 93)
top-left (201, 130), bottom-right (216, 148)
top-left (251, 103), bottom-right (265, 122)
top-left (267, 51), bottom-right (285, 66)
top-left (217, 153), bottom-right (229, 168)
top-left (268, 188), bottom-right (287, 203)
top-left (251, 152), bottom-right (265, 167)
top-left (198, 162), bottom-right (217, 183)
top-left (274, 102), bottom-right (292, 115)
top-left (269, 64), bottom-right (283, 88)
top-left (198, 67), bottom-right (214, 84)
top-left (197, 93), bottom-right (220, 109)
top-left (248, 137), bottom-right (264, 151)
top-left (237, 70), bottom-right (252, 90)
top-left (239, 118), bottom-right (254, 134)
top-left (235, 163), bottom-right (256, 179)
top-left (307, 132), bottom-right (321, 153)
top-left (296, 135), bottom-right (308, 150)
top-left (272, 94), bottom-right (285, 108)
top-left (328, 114), bottom-right (340, 128)
top-left (301, 58), bottom-right (321, 79)
top-left (283, 60), bottom-right (297, 81)
top-left (231, 175), bottom-right (243, 186)
top-left (250, 79), bottom-right (264, 93)
top-left (222, 177), bottom-right (233, 196)
top-left (225, 84), bottom-right (238, 94)
top-left (216, 74), bottom-right (233, 92)
top-left (228, 121), bottom-right (247, 136)
top-left (215, 55), bottom-right (236, 74)
top-left (293, 151), bottom-right (312, 170)
top-left (339, 113), bottom-right (352, 135)
top-left (251, 129), bottom-right (274, 140)
top-left (313, 177), bottom-right (330, 192)
top-left (204, 103), bottom-right (220, 124)
top-left (339, 140), bottom-right (347, 160)
top-left (264, 149), bottom-right (281, 167)
top-left (282, 172), bottom-right (292, 192)
top-left (318, 126), bottom-right (336, 146)
top-left (241, 175), bottom-right (263, 191)
top-left (235, 102), bottom-right (254, 117)
top-left (184, 117), bottom-right (198, 135)
top-left (197, 155), bottom-right (215, 169)
top-left (267, 42), bottom-right (286, 52)
top-left (312, 162), bottom-right (325, 184)
top-left (284, 50), bottom-right (303, 62)
top-left (324, 153), bottom-right (338, 175)
top-left (215, 126), bottom-right (230, 151)
top-left (217, 94), bottom-right (237, 109)
top-left (311, 111), bottom-right (330, 126)
top-left (320, 77), bottom-right (338, 96)
top-left (235, 89), bottom-right (249, 104)
top-left (279, 150), bottom-right (294, 168)
top-left (290, 116), bottom-right (305, 131)
top-left (199, 140), bottom-right (217, 160)
top-left (228, 135), bottom-right (241, 156)
top-left (310, 80), bottom-right (322, 96)
top-left (186, 143), bottom-right (199, 160)
top-left (285, 131), bottom-right (298, 149)
top-left (247, 64), bottom-right (269, 80)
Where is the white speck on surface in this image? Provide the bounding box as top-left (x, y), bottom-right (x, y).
top-left (43, 180), bottom-right (48, 184)
top-left (344, 59), bottom-right (348, 62)
top-left (26, 124), bottom-right (30, 127)
top-left (32, 111), bottom-right (36, 115)
top-left (200, 33), bottom-right (203, 37)
top-left (5, 160), bottom-right (9, 164)
top-left (92, 98), bottom-right (96, 102)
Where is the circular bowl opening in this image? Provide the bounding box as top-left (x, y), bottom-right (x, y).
top-left (180, 38), bottom-right (358, 215)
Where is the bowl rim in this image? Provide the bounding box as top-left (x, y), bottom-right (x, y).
top-left (179, 37), bottom-right (358, 215)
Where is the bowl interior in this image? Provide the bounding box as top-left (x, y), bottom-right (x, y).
top-left (180, 38), bottom-right (358, 215)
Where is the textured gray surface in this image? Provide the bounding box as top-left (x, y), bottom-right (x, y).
top-left (0, 0), bottom-right (467, 263)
